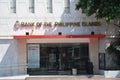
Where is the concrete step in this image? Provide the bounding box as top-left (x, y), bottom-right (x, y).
top-left (25, 75), bottom-right (120, 80)
top-left (0, 75), bottom-right (120, 80)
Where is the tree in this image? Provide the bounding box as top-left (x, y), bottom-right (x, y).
top-left (76, 0), bottom-right (120, 23)
top-left (76, 0), bottom-right (120, 69)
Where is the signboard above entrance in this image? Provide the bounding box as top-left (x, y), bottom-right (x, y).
top-left (14, 21), bottom-right (101, 29)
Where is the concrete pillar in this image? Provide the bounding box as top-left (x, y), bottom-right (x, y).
top-left (89, 38), bottom-right (99, 74)
top-left (17, 39), bottom-right (27, 75)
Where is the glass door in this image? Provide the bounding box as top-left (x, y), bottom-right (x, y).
top-left (40, 45), bottom-right (72, 75)
top-left (40, 46), bottom-right (58, 71)
top-left (27, 44), bottom-right (40, 68)
top-left (27, 43), bottom-right (89, 75)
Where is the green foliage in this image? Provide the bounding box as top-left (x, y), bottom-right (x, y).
top-left (76, 0), bottom-right (120, 68)
top-left (106, 38), bottom-right (120, 53)
top-left (76, 0), bottom-right (120, 23)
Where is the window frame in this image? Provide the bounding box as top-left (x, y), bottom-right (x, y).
top-left (29, 0), bottom-right (35, 13)
top-left (99, 53), bottom-right (105, 69)
top-left (64, 0), bottom-right (70, 13)
top-left (47, 0), bottom-right (53, 13)
top-left (10, 0), bottom-right (16, 13)
top-left (99, 53), bottom-right (120, 70)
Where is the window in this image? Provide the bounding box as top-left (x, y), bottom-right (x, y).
top-left (10, 0), bottom-right (16, 13)
top-left (99, 53), bottom-right (105, 69)
top-left (64, 0), bottom-right (70, 13)
top-left (47, 0), bottom-right (53, 13)
top-left (29, 0), bottom-right (35, 13)
top-left (99, 53), bottom-right (120, 70)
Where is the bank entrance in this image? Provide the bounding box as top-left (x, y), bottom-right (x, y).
top-left (27, 43), bottom-right (89, 75)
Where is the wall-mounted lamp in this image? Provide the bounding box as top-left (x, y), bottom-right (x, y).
top-left (91, 31), bottom-right (95, 35)
top-left (58, 32), bottom-right (62, 35)
top-left (26, 32), bottom-right (29, 35)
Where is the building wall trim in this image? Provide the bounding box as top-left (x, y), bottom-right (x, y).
top-left (13, 34), bottom-right (106, 39)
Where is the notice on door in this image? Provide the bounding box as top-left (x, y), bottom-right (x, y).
top-left (28, 44), bottom-right (40, 68)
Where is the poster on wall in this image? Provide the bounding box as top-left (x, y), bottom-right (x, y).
top-left (28, 44), bottom-right (40, 68)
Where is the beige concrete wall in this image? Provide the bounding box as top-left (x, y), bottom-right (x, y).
top-left (89, 38), bottom-right (99, 74)
top-left (17, 39), bottom-right (27, 75)
top-left (27, 38), bottom-right (90, 43)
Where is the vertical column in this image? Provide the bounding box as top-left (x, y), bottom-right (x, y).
top-left (17, 39), bottom-right (27, 75)
top-left (89, 38), bottom-right (99, 74)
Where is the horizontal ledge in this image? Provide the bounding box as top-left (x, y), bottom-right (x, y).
top-left (0, 36), bottom-right (13, 39)
top-left (13, 34), bottom-right (106, 39)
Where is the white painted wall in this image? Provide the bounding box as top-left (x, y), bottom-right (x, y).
top-left (0, 0), bottom-right (118, 36)
top-left (0, 40), bottom-right (19, 76)
top-left (0, 0), bottom-right (119, 77)
top-left (0, 0), bottom-right (102, 36)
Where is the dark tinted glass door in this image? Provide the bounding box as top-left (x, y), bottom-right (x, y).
top-left (27, 43), bottom-right (89, 75)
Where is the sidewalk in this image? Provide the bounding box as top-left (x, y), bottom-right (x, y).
top-left (0, 75), bottom-right (29, 80)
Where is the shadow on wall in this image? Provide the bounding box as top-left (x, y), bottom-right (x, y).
top-left (44, 0), bottom-right (99, 35)
top-left (44, 0), bottom-right (83, 35)
top-left (12, 0), bottom-right (99, 35)
top-left (0, 40), bottom-right (18, 76)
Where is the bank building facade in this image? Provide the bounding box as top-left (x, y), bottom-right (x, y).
top-left (0, 0), bottom-right (119, 77)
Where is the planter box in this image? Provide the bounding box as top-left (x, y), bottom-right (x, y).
top-left (104, 70), bottom-right (120, 78)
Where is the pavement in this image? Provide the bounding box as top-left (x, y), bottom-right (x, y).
top-left (0, 75), bottom-right (120, 80)
top-left (0, 75), bottom-right (29, 80)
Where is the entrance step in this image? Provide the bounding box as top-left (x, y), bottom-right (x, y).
top-left (0, 75), bottom-right (119, 80)
top-left (25, 75), bottom-right (120, 80)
